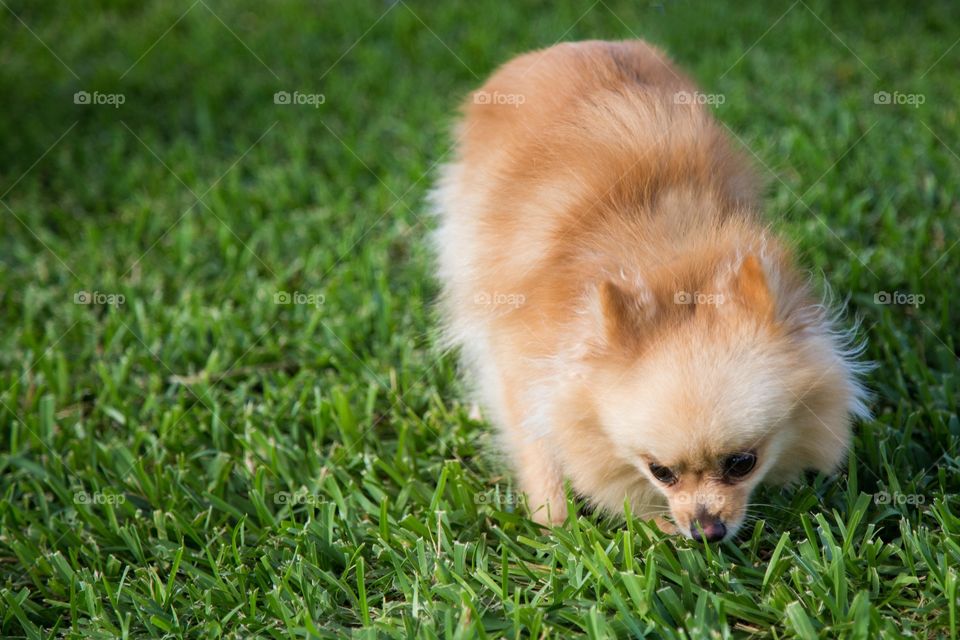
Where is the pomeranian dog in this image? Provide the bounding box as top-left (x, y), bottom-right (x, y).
top-left (431, 40), bottom-right (868, 542)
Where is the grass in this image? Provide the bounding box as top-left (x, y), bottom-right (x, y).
top-left (1, 0), bottom-right (958, 637)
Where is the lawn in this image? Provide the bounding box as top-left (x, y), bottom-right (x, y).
top-left (1, 0), bottom-right (958, 637)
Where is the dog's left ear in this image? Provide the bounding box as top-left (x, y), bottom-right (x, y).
top-left (729, 255), bottom-right (775, 321)
top-left (598, 280), bottom-right (655, 348)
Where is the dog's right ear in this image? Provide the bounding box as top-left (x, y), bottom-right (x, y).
top-left (598, 280), bottom-right (655, 348)
top-left (731, 254), bottom-right (775, 321)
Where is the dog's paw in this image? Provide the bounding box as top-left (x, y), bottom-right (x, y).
top-left (528, 492), bottom-right (568, 528)
top-left (468, 403), bottom-right (483, 421)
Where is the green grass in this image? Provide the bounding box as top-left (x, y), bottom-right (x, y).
top-left (1, 0), bottom-right (958, 637)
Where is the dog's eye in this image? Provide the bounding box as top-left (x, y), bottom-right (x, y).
top-left (722, 452), bottom-right (757, 479)
top-left (648, 463), bottom-right (677, 485)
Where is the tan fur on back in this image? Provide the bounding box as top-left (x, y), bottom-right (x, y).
top-left (432, 41), bottom-right (867, 537)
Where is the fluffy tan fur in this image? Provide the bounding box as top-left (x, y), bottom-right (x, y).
top-left (431, 40), bottom-right (868, 540)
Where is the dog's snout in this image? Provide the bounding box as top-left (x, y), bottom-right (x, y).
top-left (690, 518), bottom-right (727, 542)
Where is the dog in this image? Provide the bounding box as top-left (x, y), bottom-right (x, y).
top-left (431, 40), bottom-right (869, 541)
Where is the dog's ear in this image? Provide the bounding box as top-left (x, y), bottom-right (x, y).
top-left (599, 280), bottom-right (655, 347)
top-left (730, 255), bottom-right (774, 321)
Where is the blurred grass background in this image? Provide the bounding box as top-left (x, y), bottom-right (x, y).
top-left (1, 1), bottom-right (958, 637)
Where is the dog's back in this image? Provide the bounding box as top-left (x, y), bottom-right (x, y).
top-left (432, 41), bottom-right (757, 363)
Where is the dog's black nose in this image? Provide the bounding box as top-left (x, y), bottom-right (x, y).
top-left (690, 519), bottom-right (727, 542)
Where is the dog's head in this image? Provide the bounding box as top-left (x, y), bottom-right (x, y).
top-left (586, 252), bottom-right (868, 541)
